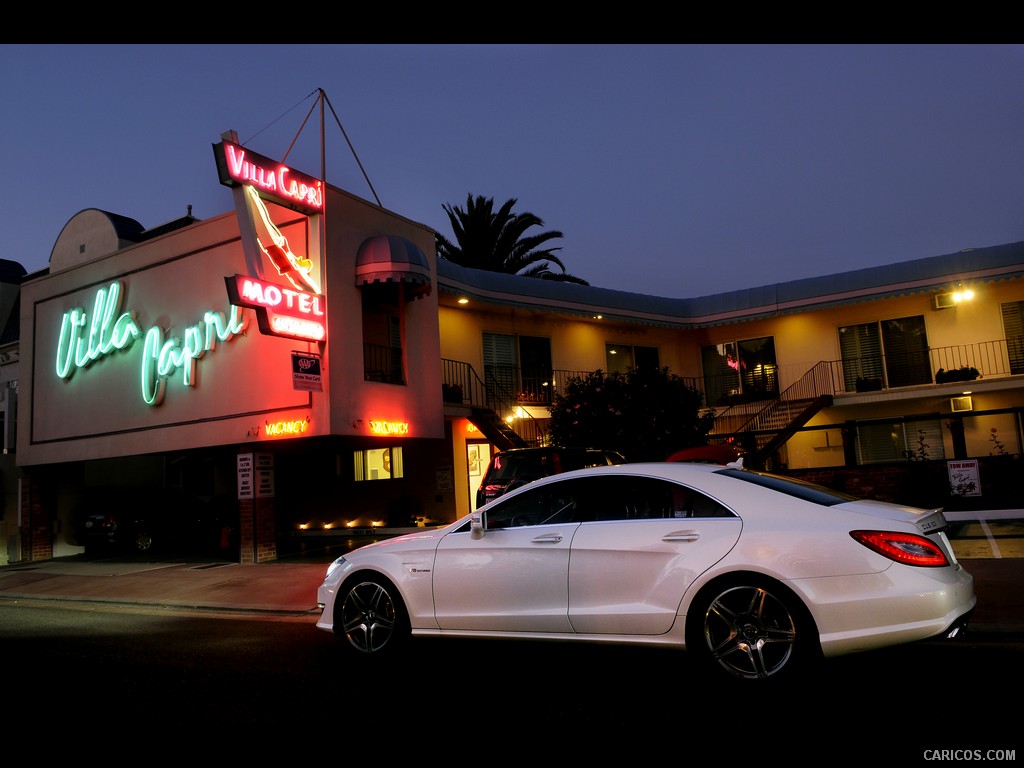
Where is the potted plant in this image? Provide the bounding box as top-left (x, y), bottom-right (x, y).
top-left (935, 367), bottom-right (980, 384)
top-left (442, 383), bottom-right (463, 403)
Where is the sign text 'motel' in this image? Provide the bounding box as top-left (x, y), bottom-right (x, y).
top-left (226, 274), bottom-right (326, 342)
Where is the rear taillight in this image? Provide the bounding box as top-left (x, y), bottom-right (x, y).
top-left (850, 530), bottom-right (949, 567)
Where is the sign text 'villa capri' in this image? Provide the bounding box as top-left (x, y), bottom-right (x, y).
top-left (55, 281), bottom-right (248, 406)
top-left (212, 139), bottom-right (324, 214)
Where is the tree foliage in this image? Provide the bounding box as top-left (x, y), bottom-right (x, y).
top-left (547, 367), bottom-right (715, 462)
top-left (435, 194), bottom-right (589, 284)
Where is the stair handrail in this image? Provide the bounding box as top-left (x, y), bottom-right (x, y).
top-left (725, 361), bottom-right (837, 439)
top-left (441, 359), bottom-right (542, 444)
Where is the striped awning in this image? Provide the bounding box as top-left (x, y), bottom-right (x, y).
top-left (356, 235), bottom-right (432, 299)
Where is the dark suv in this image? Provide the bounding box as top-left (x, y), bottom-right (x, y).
top-left (476, 446), bottom-right (626, 508)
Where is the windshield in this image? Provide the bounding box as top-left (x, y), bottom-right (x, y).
top-left (488, 452), bottom-right (555, 481)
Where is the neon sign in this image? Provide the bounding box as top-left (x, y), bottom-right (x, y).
top-left (369, 420), bottom-right (410, 435)
top-left (265, 417), bottom-right (311, 437)
top-left (225, 274), bottom-right (326, 342)
top-left (55, 281), bottom-right (248, 406)
top-left (243, 185), bottom-right (321, 294)
top-left (55, 282), bottom-right (140, 376)
top-left (213, 140), bottom-right (324, 213)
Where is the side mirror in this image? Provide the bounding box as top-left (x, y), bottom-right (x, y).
top-left (470, 511), bottom-right (484, 539)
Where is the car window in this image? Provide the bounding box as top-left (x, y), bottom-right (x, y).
top-left (566, 475), bottom-right (734, 521)
top-left (714, 467), bottom-right (859, 506)
top-left (487, 451), bottom-right (555, 482)
top-left (485, 482), bottom-right (582, 528)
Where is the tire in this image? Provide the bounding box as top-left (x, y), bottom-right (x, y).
top-left (686, 575), bottom-right (817, 681)
top-left (336, 573), bottom-right (410, 655)
top-left (131, 530), bottom-right (155, 552)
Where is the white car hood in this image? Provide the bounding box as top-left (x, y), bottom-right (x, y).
top-left (834, 499), bottom-right (947, 534)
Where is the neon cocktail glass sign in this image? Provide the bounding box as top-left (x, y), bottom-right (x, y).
top-left (55, 281), bottom-right (248, 406)
top-left (225, 274), bottom-right (326, 342)
top-left (213, 140), bottom-right (324, 214)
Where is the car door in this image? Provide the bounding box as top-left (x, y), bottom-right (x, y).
top-left (566, 474), bottom-right (742, 635)
top-left (432, 483), bottom-right (580, 632)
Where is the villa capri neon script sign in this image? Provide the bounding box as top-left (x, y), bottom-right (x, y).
top-left (212, 139), bottom-right (324, 214)
top-left (55, 281), bottom-right (248, 406)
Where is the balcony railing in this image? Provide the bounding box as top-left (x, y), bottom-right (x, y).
top-left (441, 359), bottom-right (543, 445)
top-left (363, 343), bottom-right (404, 384)
top-left (441, 336), bottom-right (1023, 448)
top-left (829, 337), bottom-right (1024, 395)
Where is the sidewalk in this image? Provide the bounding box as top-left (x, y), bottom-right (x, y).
top-left (0, 554), bottom-right (1019, 634)
top-left (0, 557), bottom-right (328, 617)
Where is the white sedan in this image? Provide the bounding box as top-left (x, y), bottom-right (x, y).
top-left (316, 462), bottom-right (975, 680)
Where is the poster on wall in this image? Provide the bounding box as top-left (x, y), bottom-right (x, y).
top-left (237, 453), bottom-right (254, 499)
top-left (256, 452), bottom-right (275, 498)
top-left (436, 465), bottom-right (453, 491)
top-left (292, 351), bottom-right (323, 392)
top-left (947, 459), bottom-right (981, 497)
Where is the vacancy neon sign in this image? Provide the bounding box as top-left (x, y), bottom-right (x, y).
top-left (55, 281), bottom-right (248, 406)
top-left (225, 274), bottom-right (326, 342)
top-left (213, 140), bottom-right (324, 213)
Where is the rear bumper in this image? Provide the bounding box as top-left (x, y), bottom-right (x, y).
top-left (942, 608), bottom-right (973, 640)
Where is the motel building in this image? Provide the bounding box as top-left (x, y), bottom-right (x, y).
top-left (5, 130), bottom-right (1024, 565)
top-left (14, 133), bottom-right (450, 564)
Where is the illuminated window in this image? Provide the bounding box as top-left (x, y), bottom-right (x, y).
top-left (838, 316), bottom-right (930, 391)
top-left (701, 337), bottom-right (777, 405)
top-left (1002, 301), bottom-right (1024, 375)
top-left (353, 446), bottom-right (404, 481)
top-left (605, 344), bottom-right (659, 374)
top-left (482, 333), bottom-right (553, 405)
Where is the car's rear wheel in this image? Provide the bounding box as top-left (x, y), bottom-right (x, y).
top-left (132, 530), bottom-right (155, 552)
top-left (336, 574), bottom-right (410, 655)
top-left (687, 576), bottom-right (817, 681)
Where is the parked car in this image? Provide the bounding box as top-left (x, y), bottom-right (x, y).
top-left (665, 444), bottom-right (744, 464)
top-left (317, 462), bottom-right (975, 680)
top-left (74, 489), bottom-right (231, 556)
top-left (475, 446), bottom-right (625, 508)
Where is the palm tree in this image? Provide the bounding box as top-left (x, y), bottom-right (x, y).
top-left (435, 194), bottom-right (588, 284)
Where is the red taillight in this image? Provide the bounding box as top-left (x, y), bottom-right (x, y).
top-left (850, 530), bottom-right (949, 567)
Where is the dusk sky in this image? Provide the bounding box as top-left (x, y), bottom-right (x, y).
top-left (3, 44), bottom-right (1023, 297)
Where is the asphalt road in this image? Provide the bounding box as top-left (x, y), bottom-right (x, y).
top-left (1, 599), bottom-right (1020, 763)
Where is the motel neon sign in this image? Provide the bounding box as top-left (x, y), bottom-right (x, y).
top-left (225, 274), bottom-right (326, 342)
top-left (55, 281), bottom-right (248, 406)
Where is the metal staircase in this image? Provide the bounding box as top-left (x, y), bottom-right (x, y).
top-left (709, 361), bottom-right (836, 468)
top-left (444, 358), bottom-right (837, 460)
top-left (442, 359), bottom-right (538, 450)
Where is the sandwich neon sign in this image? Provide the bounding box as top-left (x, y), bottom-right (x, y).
top-left (55, 281), bottom-right (248, 406)
top-left (369, 420), bottom-right (410, 435)
top-left (225, 274), bottom-right (326, 342)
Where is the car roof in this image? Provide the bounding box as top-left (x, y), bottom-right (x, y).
top-left (491, 460), bottom-right (725, 489)
top-left (494, 446), bottom-right (616, 455)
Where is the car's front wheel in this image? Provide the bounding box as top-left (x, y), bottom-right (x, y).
top-left (687, 576), bottom-right (817, 681)
top-left (336, 574), bottom-right (410, 655)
